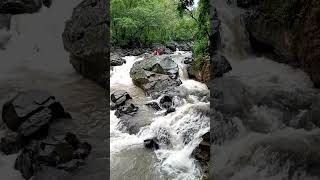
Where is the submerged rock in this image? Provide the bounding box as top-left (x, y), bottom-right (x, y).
top-left (159, 95), bottom-right (173, 109)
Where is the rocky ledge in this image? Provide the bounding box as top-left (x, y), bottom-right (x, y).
top-left (0, 90), bottom-right (91, 179)
top-left (62, 0), bottom-right (108, 88)
top-left (237, 0), bottom-right (320, 87)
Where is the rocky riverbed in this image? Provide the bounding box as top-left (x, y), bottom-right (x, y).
top-left (110, 50), bottom-right (210, 179)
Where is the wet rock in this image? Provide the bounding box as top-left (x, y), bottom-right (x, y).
top-left (143, 138), bottom-right (159, 150)
top-left (0, 132), bottom-right (24, 155)
top-left (0, 0), bottom-right (43, 14)
top-left (2, 90), bottom-right (70, 139)
top-left (165, 107), bottom-right (176, 115)
top-left (111, 53), bottom-right (126, 66)
top-left (17, 108), bottom-right (51, 139)
top-left (212, 56), bottom-right (232, 78)
top-left (130, 56), bottom-right (181, 96)
top-left (110, 91), bottom-right (132, 108)
top-left (14, 141), bottom-right (41, 180)
top-left (183, 57), bottom-right (193, 64)
top-left (145, 101), bottom-right (161, 111)
top-left (72, 142), bottom-right (92, 159)
top-left (115, 103), bottom-right (139, 118)
top-left (2, 90), bottom-right (55, 131)
top-left (14, 133), bottom-right (92, 179)
top-left (64, 132), bottom-right (80, 149)
top-left (192, 132), bottom-right (210, 162)
top-left (62, 0), bottom-right (108, 87)
top-left (159, 95), bottom-right (173, 109)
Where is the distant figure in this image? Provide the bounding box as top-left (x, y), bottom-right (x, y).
top-left (152, 48), bottom-right (164, 56)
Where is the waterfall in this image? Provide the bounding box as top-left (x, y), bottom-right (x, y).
top-left (212, 0), bottom-right (320, 180)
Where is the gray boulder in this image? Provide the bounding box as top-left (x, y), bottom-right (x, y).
top-left (130, 56), bottom-right (181, 97)
top-left (62, 0), bottom-right (108, 87)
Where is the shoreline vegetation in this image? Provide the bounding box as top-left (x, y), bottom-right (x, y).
top-left (110, 0), bottom-right (211, 83)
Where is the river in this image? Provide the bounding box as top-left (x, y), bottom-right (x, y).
top-left (110, 51), bottom-right (210, 180)
top-left (212, 1), bottom-right (320, 180)
top-left (0, 1), bottom-right (107, 179)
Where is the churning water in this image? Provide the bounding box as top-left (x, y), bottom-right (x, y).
top-left (212, 0), bottom-right (320, 180)
top-left (110, 51), bottom-right (210, 180)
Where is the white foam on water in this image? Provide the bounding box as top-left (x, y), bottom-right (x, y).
top-left (110, 53), bottom-right (210, 179)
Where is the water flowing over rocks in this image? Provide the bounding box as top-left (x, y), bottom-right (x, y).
top-left (62, 0), bottom-right (108, 87)
top-left (237, 0), bottom-right (320, 88)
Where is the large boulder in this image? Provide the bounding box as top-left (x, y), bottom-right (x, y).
top-left (62, 0), bottom-right (108, 88)
top-left (130, 56), bottom-right (181, 97)
top-left (238, 0), bottom-right (320, 88)
top-left (2, 90), bottom-right (70, 132)
top-left (0, 0), bottom-right (51, 14)
top-left (110, 52), bottom-right (125, 66)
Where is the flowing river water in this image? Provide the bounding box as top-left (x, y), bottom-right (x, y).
top-left (0, 1), bottom-right (107, 179)
top-left (110, 51), bottom-right (210, 179)
top-left (212, 0), bottom-right (320, 180)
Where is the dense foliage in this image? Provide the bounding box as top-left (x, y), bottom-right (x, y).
top-left (110, 0), bottom-right (196, 47)
top-left (111, 0), bottom-right (211, 70)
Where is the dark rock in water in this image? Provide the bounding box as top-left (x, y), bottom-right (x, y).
top-left (18, 108), bottom-right (51, 139)
top-left (0, 132), bottom-right (25, 155)
top-left (15, 141), bottom-right (40, 180)
top-left (165, 107), bottom-right (176, 115)
top-left (14, 133), bottom-right (92, 179)
top-left (110, 91), bottom-right (132, 107)
top-left (115, 103), bottom-right (139, 118)
top-left (117, 115), bottom-right (140, 134)
top-left (72, 142), bottom-right (92, 159)
top-left (130, 56), bottom-right (181, 96)
top-left (62, 0), bottom-right (108, 87)
top-left (143, 138), bottom-right (159, 150)
top-left (166, 42), bottom-right (177, 51)
top-left (145, 101), bottom-right (161, 111)
top-left (0, 0), bottom-right (43, 14)
top-left (33, 167), bottom-right (71, 180)
top-left (183, 57), bottom-right (193, 64)
top-left (192, 132), bottom-right (210, 162)
top-left (42, 0), bottom-right (52, 8)
top-left (212, 56), bottom-right (232, 78)
top-left (159, 95), bottom-right (173, 109)
top-left (2, 90), bottom-right (55, 131)
top-left (64, 132), bottom-right (80, 149)
top-left (111, 53), bottom-right (126, 66)
top-left (2, 90), bottom-right (70, 140)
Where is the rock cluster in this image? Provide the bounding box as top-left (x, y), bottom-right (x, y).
top-left (0, 90), bottom-right (91, 179)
